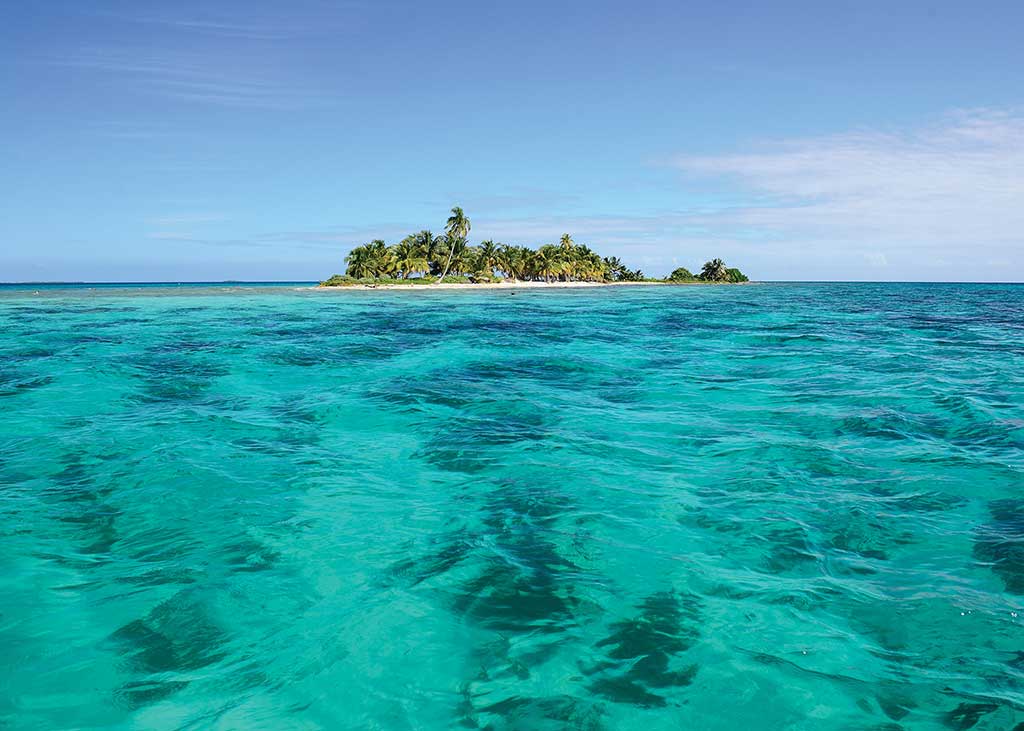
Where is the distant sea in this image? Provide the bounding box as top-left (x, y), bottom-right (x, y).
top-left (2, 282), bottom-right (1023, 729)
top-left (0, 280), bottom-right (317, 291)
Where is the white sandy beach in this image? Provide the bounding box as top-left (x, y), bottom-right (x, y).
top-left (313, 280), bottom-right (725, 291)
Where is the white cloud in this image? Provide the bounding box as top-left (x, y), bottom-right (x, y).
top-left (671, 108), bottom-right (1024, 280)
top-left (417, 110), bottom-right (1024, 280)
top-left (131, 110), bottom-right (1024, 281)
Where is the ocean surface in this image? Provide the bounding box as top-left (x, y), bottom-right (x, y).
top-left (2, 282), bottom-right (1023, 730)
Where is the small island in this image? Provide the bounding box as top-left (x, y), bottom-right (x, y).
top-left (320, 207), bottom-right (748, 288)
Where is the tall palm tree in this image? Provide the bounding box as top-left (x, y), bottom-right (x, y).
top-left (446, 207), bottom-right (471, 240)
top-left (700, 258), bottom-right (729, 282)
top-left (556, 235), bottom-right (577, 280)
top-left (436, 207), bottom-right (471, 282)
top-left (435, 235), bottom-right (469, 278)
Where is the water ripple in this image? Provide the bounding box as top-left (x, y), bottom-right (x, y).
top-left (1, 283), bottom-right (1024, 729)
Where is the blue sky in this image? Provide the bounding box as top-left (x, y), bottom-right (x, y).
top-left (2, 0), bottom-right (1022, 281)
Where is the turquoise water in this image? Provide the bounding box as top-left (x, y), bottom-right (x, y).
top-left (2, 282), bottom-right (1023, 730)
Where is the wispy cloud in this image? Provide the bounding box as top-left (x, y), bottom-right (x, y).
top-left (54, 2), bottom-right (347, 110)
top-left (129, 17), bottom-right (314, 41)
top-left (99, 2), bottom-right (351, 41)
top-left (58, 45), bottom-right (334, 108)
top-left (670, 108), bottom-right (1024, 279)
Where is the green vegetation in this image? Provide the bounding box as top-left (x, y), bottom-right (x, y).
top-left (692, 260), bottom-right (747, 283)
top-left (667, 266), bottom-right (697, 282)
top-left (320, 207), bottom-right (748, 286)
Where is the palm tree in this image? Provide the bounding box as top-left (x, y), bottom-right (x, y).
top-left (436, 207), bottom-right (471, 282)
top-left (700, 258), bottom-right (729, 282)
top-left (573, 245), bottom-right (605, 281)
top-left (393, 236), bottom-right (429, 279)
top-left (344, 244), bottom-right (372, 278)
top-left (370, 239), bottom-right (398, 277)
top-left (345, 240), bottom-right (396, 278)
top-left (497, 244), bottom-right (527, 281)
top-left (532, 245), bottom-right (563, 283)
top-left (446, 207), bottom-right (471, 240)
top-left (602, 256), bottom-right (627, 281)
top-left (415, 230), bottom-right (443, 275)
top-left (554, 235), bottom-right (577, 280)
top-left (436, 235), bottom-right (469, 279)
top-left (455, 242), bottom-right (478, 275)
top-left (476, 240), bottom-right (499, 276)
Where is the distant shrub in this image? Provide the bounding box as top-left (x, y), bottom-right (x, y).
top-left (470, 272), bottom-right (503, 283)
top-left (440, 275), bottom-right (470, 284)
top-left (666, 267), bottom-right (697, 282)
top-left (727, 268), bottom-right (749, 283)
top-left (320, 274), bottom-right (357, 287)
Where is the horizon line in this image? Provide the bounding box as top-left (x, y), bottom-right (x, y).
top-left (3, 279), bottom-right (1024, 286)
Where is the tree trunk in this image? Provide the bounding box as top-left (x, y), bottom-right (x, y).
top-left (436, 250), bottom-right (454, 284)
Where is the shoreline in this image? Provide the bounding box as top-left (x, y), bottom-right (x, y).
top-left (314, 280), bottom-right (751, 291)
